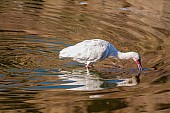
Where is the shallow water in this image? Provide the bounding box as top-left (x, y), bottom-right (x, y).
top-left (0, 0), bottom-right (170, 113)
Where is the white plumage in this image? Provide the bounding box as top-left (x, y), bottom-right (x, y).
top-left (59, 39), bottom-right (142, 71)
top-left (60, 39), bottom-right (117, 63)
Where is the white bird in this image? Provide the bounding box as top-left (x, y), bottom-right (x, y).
top-left (59, 39), bottom-right (142, 73)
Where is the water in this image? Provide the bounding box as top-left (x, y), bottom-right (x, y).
top-left (0, 0), bottom-right (170, 113)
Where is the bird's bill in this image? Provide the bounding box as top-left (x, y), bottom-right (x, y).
top-left (136, 59), bottom-right (142, 71)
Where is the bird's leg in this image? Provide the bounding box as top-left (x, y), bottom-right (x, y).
top-left (85, 64), bottom-right (90, 68)
top-left (85, 62), bottom-right (91, 75)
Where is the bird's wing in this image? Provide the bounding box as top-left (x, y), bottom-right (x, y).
top-left (72, 39), bottom-right (110, 63)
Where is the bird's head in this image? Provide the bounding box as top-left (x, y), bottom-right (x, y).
top-left (131, 52), bottom-right (142, 71)
top-left (118, 51), bottom-right (143, 71)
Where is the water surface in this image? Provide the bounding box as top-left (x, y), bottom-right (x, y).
top-left (0, 0), bottom-right (170, 113)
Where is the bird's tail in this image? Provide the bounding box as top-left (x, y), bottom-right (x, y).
top-left (59, 46), bottom-right (76, 58)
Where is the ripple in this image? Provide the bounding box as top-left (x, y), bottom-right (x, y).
top-left (0, 0), bottom-right (170, 112)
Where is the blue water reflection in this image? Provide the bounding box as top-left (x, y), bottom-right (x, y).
top-left (3, 68), bottom-right (139, 91)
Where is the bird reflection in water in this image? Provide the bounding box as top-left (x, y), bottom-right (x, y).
top-left (58, 69), bottom-right (141, 91)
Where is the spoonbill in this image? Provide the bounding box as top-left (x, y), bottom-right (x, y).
top-left (59, 39), bottom-right (142, 73)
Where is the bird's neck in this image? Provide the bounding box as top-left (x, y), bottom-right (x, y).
top-left (117, 51), bottom-right (133, 60)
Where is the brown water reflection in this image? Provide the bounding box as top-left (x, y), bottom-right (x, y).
top-left (0, 0), bottom-right (170, 113)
